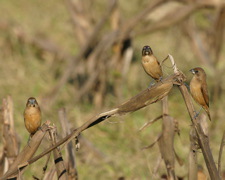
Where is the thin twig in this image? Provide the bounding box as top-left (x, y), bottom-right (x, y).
top-left (139, 115), bottom-right (163, 132)
top-left (218, 130), bottom-right (225, 176)
top-left (168, 54), bottom-right (179, 74)
top-left (142, 134), bottom-right (162, 150)
top-left (153, 156), bottom-right (162, 177)
top-left (174, 150), bottom-right (183, 166)
top-left (160, 55), bottom-right (169, 67)
top-left (41, 152), bottom-right (51, 180)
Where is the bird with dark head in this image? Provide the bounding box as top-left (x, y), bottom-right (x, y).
top-left (24, 97), bottom-right (42, 136)
top-left (189, 67), bottom-right (211, 121)
top-left (141, 45), bottom-right (163, 82)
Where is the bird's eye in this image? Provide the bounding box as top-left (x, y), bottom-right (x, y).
top-left (195, 70), bottom-right (198, 73)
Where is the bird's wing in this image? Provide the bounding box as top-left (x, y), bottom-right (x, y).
top-left (157, 59), bottom-right (160, 65)
top-left (201, 82), bottom-right (209, 107)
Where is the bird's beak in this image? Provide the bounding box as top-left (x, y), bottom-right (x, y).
top-left (189, 69), bottom-right (195, 74)
top-left (29, 99), bottom-right (36, 105)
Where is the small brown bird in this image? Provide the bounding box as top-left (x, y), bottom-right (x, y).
top-left (141, 45), bottom-right (163, 82)
top-left (190, 67), bottom-right (211, 121)
top-left (24, 97), bottom-right (42, 136)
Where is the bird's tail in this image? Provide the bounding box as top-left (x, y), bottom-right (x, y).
top-left (203, 106), bottom-right (211, 121)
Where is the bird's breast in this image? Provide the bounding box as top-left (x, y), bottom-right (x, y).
top-left (24, 107), bottom-right (41, 134)
top-left (190, 79), bottom-right (205, 106)
top-left (142, 56), bottom-right (155, 63)
top-left (142, 56), bottom-right (162, 80)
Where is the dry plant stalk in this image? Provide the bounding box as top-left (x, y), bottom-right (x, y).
top-left (40, 151), bottom-right (51, 179)
top-left (158, 96), bottom-right (176, 179)
top-left (167, 55), bottom-right (220, 179)
top-left (49, 126), bottom-right (68, 180)
top-left (0, 96), bottom-right (20, 176)
top-left (179, 85), bottom-right (220, 179)
top-left (153, 156), bottom-right (162, 178)
top-left (1, 69), bottom-right (181, 180)
top-left (58, 108), bottom-right (78, 180)
top-left (188, 112), bottom-right (208, 179)
top-left (218, 130), bottom-right (225, 177)
top-left (188, 127), bottom-right (198, 179)
top-left (1, 55), bottom-right (221, 179)
top-left (43, 168), bottom-right (56, 180)
top-left (2, 122), bottom-right (50, 179)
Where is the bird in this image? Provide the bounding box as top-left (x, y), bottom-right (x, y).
top-left (141, 45), bottom-right (163, 82)
top-left (24, 97), bottom-right (42, 136)
top-left (189, 67), bottom-right (211, 121)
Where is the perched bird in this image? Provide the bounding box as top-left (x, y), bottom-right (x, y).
top-left (24, 97), bottom-right (42, 136)
top-left (190, 67), bottom-right (211, 121)
top-left (141, 45), bottom-right (163, 82)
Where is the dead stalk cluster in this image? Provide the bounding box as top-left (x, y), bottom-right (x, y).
top-left (0, 55), bottom-right (223, 179)
top-left (0, 0), bottom-right (225, 179)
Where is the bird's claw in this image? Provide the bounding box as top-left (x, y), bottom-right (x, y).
top-left (193, 108), bottom-right (202, 119)
top-left (159, 76), bottom-right (163, 84)
top-left (184, 82), bottom-right (190, 90)
top-left (147, 81), bottom-right (155, 89)
top-left (27, 136), bottom-right (32, 147)
top-left (37, 126), bottom-right (44, 132)
top-left (193, 111), bottom-right (200, 119)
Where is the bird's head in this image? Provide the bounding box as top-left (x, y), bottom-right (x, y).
top-left (26, 97), bottom-right (38, 107)
top-left (142, 45), bottom-right (153, 56)
top-left (189, 67), bottom-right (206, 77)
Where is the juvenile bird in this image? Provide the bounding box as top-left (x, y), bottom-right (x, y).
top-left (141, 45), bottom-right (163, 82)
top-left (24, 97), bottom-right (42, 136)
top-left (190, 67), bottom-right (211, 121)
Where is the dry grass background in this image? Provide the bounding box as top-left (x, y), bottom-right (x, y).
top-left (0, 0), bottom-right (225, 179)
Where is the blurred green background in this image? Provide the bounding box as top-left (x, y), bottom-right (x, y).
top-left (0, 0), bottom-right (225, 179)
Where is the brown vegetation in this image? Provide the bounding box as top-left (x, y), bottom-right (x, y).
top-left (0, 0), bottom-right (225, 179)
